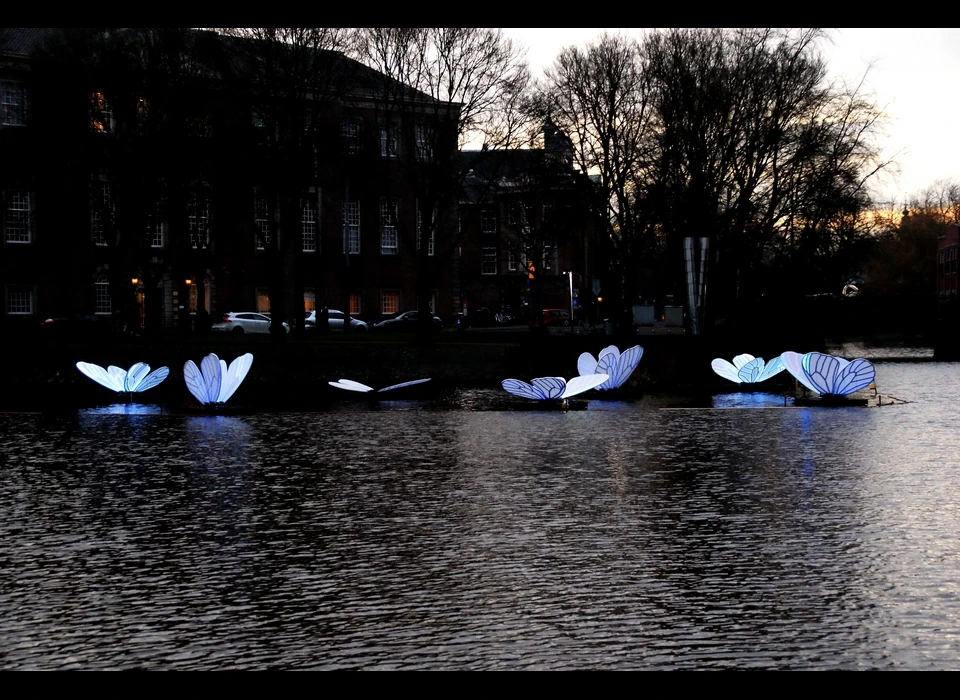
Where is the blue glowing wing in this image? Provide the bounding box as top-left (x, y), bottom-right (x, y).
top-left (502, 378), bottom-right (548, 400)
top-left (76, 362), bottom-right (126, 393)
top-left (329, 379), bottom-right (375, 392)
top-left (596, 345), bottom-right (642, 389)
top-left (133, 365), bottom-right (170, 393)
top-left (711, 358), bottom-right (742, 384)
top-left (754, 356), bottom-right (785, 383)
top-left (218, 353), bottom-right (252, 403)
top-left (733, 354), bottom-right (755, 370)
top-left (378, 378), bottom-right (432, 393)
top-left (780, 351), bottom-right (820, 394)
top-left (531, 377), bottom-right (566, 399)
top-left (123, 363), bottom-right (150, 392)
top-left (738, 357), bottom-right (780, 383)
top-left (560, 373), bottom-right (609, 398)
top-left (184, 360), bottom-right (213, 404)
top-left (803, 352), bottom-right (844, 396)
top-left (832, 358), bottom-right (875, 395)
top-left (577, 351), bottom-right (599, 377)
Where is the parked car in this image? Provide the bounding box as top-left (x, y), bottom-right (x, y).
top-left (371, 310), bottom-right (444, 332)
top-left (304, 309), bottom-right (369, 333)
top-left (211, 311), bottom-right (290, 334)
top-left (529, 308), bottom-right (572, 331)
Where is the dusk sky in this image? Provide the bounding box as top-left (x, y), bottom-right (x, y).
top-left (503, 28), bottom-right (960, 209)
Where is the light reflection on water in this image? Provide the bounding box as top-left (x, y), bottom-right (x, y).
top-left (0, 362), bottom-right (958, 669)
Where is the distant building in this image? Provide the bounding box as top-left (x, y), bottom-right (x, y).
top-left (937, 223), bottom-right (958, 297)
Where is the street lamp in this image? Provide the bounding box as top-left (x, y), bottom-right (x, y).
top-left (565, 270), bottom-right (574, 330)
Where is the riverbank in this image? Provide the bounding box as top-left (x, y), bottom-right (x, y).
top-left (1, 326), bottom-right (936, 412)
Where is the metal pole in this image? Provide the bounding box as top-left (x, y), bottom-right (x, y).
top-left (568, 271), bottom-right (574, 330)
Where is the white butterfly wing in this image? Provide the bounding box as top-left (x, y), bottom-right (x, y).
top-left (531, 377), bottom-right (566, 400)
top-left (76, 362), bottom-right (125, 392)
top-left (737, 357), bottom-right (766, 383)
top-left (183, 360), bottom-right (213, 404)
top-left (378, 378), bottom-right (432, 393)
top-left (502, 378), bottom-right (548, 400)
top-left (124, 363), bottom-right (151, 392)
top-left (577, 352), bottom-right (599, 377)
top-left (780, 351), bottom-right (820, 394)
top-left (560, 373), bottom-right (609, 398)
top-left (329, 379), bottom-right (375, 392)
top-left (754, 356), bottom-right (785, 383)
top-left (732, 354), bottom-right (755, 370)
top-left (134, 366), bottom-right (169, 393)
top-left (600, 344), bottom-right (642, 389)
top-left (833, 358), bottom-right (875, 395)
top-left (218, 353), bottom-right (253, 403)
top-left (804, 352), bottom-right (842, 396)
top-left (711, 359), bottom-right (742, 384)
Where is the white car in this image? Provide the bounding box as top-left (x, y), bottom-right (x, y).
top-left (211, 311), bottom-right (289, 334)
top-left (305, 309), bottom-right (369, 333)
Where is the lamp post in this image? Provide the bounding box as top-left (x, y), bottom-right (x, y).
top-left (565, 270), bottom-right (574, 331)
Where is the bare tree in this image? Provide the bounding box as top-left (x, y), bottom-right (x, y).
top-left (351, 28), bottom-right (531, 340)
top-left (533, 32), bottom-right (658, 328)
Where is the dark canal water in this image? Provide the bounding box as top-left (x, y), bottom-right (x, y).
top-left (1, 361), bottom-right (958, 669)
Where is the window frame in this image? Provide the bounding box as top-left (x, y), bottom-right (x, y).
top-left (343, 200), bottom-right (361, 255)
top-left (3, 189), bottom-right (33, 244)
top-left (481, 247), bottom-right (498, 276)
top-left (380, 197), bottom-right (399, 255)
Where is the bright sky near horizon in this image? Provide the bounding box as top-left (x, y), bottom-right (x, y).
top-left (503, 28), bottom-right (960, 209)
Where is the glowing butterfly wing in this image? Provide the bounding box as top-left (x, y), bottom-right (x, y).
top-left (737, 357), bottom-right (768, 383)
top-left (754, 356), bottom-right (785, 383)
top-left (732, 354), bottom-right (755, 370)
top-left (601, 344), bottom-right (642, 389)
top-left (124, 363), bottom-right (151, 392)
top-left (218, 353), bottom-right (253, 403)
top-left (76, 362), bottom-right (125, 393)
top-left (598, 345), bottom-right (621, 362)
top-left (531, 377), bottom-right (566, 399)
top-left (560, 373), bottom-right (609, 398)
top-left (133, 366), bottom-right (169, 393)
top-left (711, 359), bottom-right (742, 384)
top-left (329, 379), bottom-right (375, 393)
top-left (833, 358), bottom-right (875, 395)
top-left (107, 365), bottom-right (128, 390)
top-left (780, 351), bottom-right (820, 394)
top-left (501, 378), bottom-right (549, 400)
top-left (184, 360), bottom-right (213, 404)
top-left (378, 378), bottom-right (432, 393)
top-left (577, 352), bottom-right (599, 377)
top-left (803, 352), bottom-right (846, 395)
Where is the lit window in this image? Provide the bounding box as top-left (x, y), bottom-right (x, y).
top-left (349, 292), bottom-right (362, 316)
top-left (89, 92), bottom-right (113, 134)
top-left (381, 290), bottom-right (400, 315)
top-left (189, 191), bottom-right (210, 249)
top-left (343, 200), bottom-right (360, 254)
top-left (417, 202), bottom-right (435, 256)
top-left (4, 190), bottom-right (32, 244)
top-left (380, 198), bottom-right (399, 255)
top-left (481, 247), bottom-right (497, 275)
top-left (304, 288), bottom-right (316, 313)
top-left (91, 181), bottom-right (113, 247)
top-left (6, 285), bottom-right (33, 315)
top-left (94, 275), bottom-right (111, 315)
top-left (302, 194), bottom-right (319, 253)
top-left (256, 287), bottom-right (270, 313)
top-left (380, 120), bottom-right (399, 158)
top-left (1, 81), bottom-right (28, 127)
top-left (342, 118), bottom-right (360, 154)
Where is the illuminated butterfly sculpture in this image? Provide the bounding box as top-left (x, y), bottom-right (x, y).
top-left (577, 344), bottom-right (643, 390)
top-left (76, 361), bottom-right (170, 395)
top-left (328, 378), bottom-right (432, 394)
top-left (501, 374), bottom-right (609, 403)
top-left (711, 353), bottom-right (785, 385)
top-left (780, 351), bottom-right (875, 397)
top-left (183, 352), bottom-right (254, 405)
